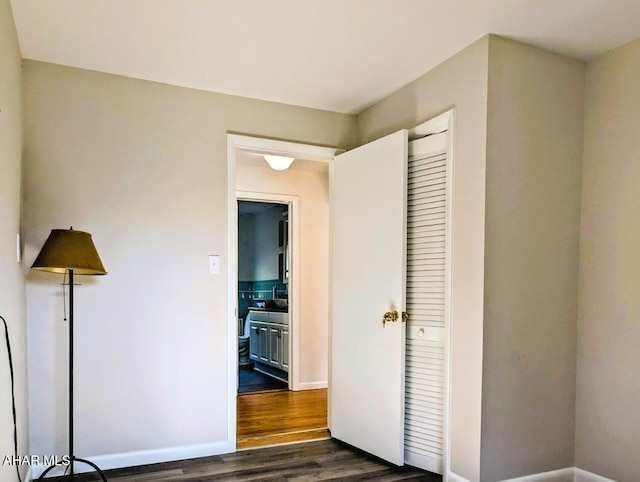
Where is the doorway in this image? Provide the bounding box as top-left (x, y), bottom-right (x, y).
top-left (237, 199), bottom-right (290, 394)
top-left (227, 134), bottom-right (340, 451)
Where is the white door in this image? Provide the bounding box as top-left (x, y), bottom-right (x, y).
top-left (330, 129), bottom-right (408, 465)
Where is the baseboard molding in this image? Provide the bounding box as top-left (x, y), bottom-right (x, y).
top-left (574, 468), bottom-right (617, 482)
top-left (297, 381), bottom-right (328, 390)
top-left (31, 441), bottom-right (231, 479)
top-left (447, 471), bottom-right (473, 482)
top-left (500, 467), bottom-right (617, 482)
top-left (500, 467), bottom-right (574, 481)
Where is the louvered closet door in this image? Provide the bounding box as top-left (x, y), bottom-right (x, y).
top-left (404, 131), bottom-right (449, 474)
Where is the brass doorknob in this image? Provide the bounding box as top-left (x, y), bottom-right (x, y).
top-left (382, 310), bottom-right (399, 327)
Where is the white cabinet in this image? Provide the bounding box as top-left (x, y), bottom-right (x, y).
top-left (249, 323), bottom-right (260, 360)
top-left (281, 326), bottom-right (289, 370)
top-left (248, 319), bottom-right (289, 373)
top-left (248, 322), bottom-right (269, 363)
top-left (268, 324), bottom-right (281, 367)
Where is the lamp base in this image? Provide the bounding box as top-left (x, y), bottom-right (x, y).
top-left (37, 456), bottom-right (108, 481)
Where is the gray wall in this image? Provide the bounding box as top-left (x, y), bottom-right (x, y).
top-left (357, 34), bottom-right (587, 481)
top-left (575, 36), bottom-right (640, 481)
top-left (358, 36), bottom-right (490, 481)
top-left (481, 36), bottom-right (585, 481)
top-left (0, 1), bottom-right (28, 481)
top-left (22, 60), bottom-right (356, 460)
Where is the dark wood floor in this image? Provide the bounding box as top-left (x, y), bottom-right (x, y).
top-left (238, 366), bottom-right (288, 393)
top-left (47, 439), bottom-right (439, 481)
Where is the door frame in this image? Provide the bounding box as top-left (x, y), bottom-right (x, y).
top-left (226, 133), bottom-right (342, 450)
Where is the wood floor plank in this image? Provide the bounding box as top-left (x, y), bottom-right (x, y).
top-left (45, 439), bottom-right (437, 481)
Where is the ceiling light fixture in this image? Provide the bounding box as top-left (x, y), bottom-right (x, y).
top-left (264, 154), bottom-right (295, 171)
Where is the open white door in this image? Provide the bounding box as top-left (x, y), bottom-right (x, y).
top-left (330, 129), bottom-right (408, 465)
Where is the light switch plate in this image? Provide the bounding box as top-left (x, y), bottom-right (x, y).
top-left (208, 255), bottom-right (220, 274)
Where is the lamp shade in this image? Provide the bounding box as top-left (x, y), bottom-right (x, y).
top-left (31, 229), bottom-right (107, 275)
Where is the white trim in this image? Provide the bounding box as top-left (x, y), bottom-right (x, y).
top-left (227, 134), bottom-right (341, 452)
top-left (444, 109), bottom-right (456, 482)
top-left (409, 110), bottom-right (452, 141)
top-left (31, 441), bottom-right (231, 479)
top-left (227, 138), bottom-right (239, 453)
top-left (236, 191), bottom-right (299, 390)
top-left (497, 467), bottom-right (618, 482)
top-left (297, 380), bottom-right (328, 390)
top-left (500, 467), bottom-right (575, 481)
top-left (574, 468), bottom-right (617, 482)
top-left (228, 134), bottom-right (344, 162)
top-left (447, 471), bottom-right (473, 482)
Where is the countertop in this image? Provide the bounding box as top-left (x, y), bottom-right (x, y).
top-left (248, 306), bottom-right (288, 313)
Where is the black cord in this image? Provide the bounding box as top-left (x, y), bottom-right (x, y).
top-left (1, 315), bottom-right (22, 482)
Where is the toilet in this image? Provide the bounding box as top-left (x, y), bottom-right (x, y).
top-left (238, 317), bottom-right (251, 365)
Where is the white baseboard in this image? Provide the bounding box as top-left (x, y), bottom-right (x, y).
top-left (297, 381), bottom-right (328, 390)
top-left (500, 467), bottom-right (574, 481)
top-left (500, 467), bottom-right (617, 482)
top-left (574, 468), bottom-right (617, 482)
top-left (31, 441), bottom-right (231, 479)
top-left (447, 471), bottom-right (473, 482)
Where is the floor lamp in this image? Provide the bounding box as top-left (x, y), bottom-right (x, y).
top-left (31, 228), bottom-right (108, 481)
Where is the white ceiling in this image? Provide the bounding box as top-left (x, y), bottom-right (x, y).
top-left (10, 0), bottom-right (640, 114)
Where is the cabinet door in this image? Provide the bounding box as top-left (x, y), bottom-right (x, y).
top-left (249, 323), bottom-right (260, 361)
top-left (268, 324), bottom-right (281, 367)
top-left (258, 324), bottom-right (269, 363)
top-left (281, 327), bottom-right (290, 370)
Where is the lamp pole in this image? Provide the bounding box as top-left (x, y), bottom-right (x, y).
top-left (37, 269), bottom-right (108, 481)
top-left (69, 269), bottom-right (74, 480)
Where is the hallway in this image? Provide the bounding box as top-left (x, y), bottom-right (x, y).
top-left (237, 388), bottom-right (329, 449)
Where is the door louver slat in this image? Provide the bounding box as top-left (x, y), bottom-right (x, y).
top-left (404, 133), bottom-right (448, 474)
